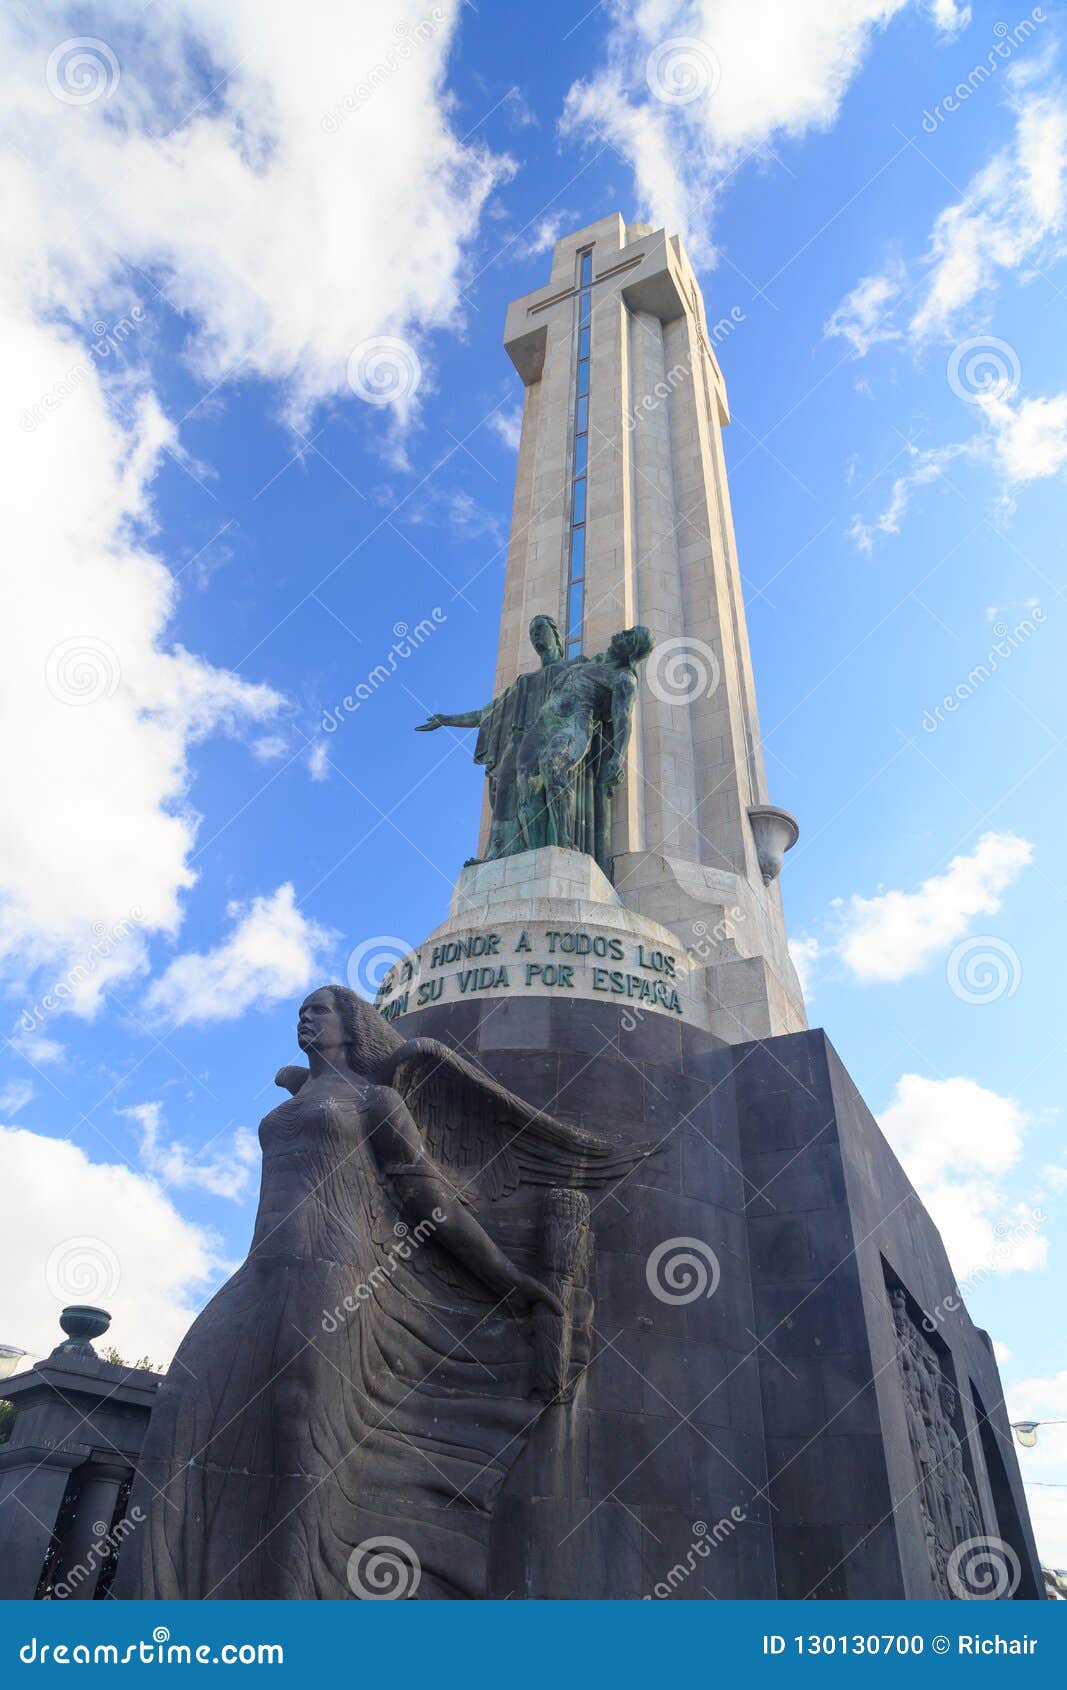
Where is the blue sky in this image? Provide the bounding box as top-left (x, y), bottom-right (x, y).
top-left (2, 0), bottom-right (1067, 1563)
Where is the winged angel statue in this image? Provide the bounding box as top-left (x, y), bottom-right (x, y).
top-left (118, 985), bottom-right (650, 1600)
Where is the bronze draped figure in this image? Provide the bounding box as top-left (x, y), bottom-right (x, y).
top-left (416, 614), bottom-right (652, 879)
top-left (116, 986), bottom-right (649, 1600)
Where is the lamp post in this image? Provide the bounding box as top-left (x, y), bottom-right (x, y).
top-left (0, 1345), bottom-right (26, 1382)
top-left (1010, 1418), bottom-right (1067, 1448)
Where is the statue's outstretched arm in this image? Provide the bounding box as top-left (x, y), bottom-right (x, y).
top-left (414, 706), bottom-right (484, 732)
top-left (366, 1085), bottom-right (561, 1314)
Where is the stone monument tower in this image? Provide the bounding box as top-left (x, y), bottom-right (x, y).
top-left (397, 214), bottom-right (804, 1045)
top-left (3, 217), bottom-right (1038, 1606)
top-left (496, 211), bottom-right (804, 1041)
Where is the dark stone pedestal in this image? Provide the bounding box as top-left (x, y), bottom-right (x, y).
top-left (392, 997), bottom-right (1042, 1601)
top-left (0, 1354), bottom-right (159, 1600)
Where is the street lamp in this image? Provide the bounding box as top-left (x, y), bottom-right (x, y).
top-left (0, 1345), bottom-right (26, 1382)
top-left (1011, 1418), bottom-right (1067, 1448)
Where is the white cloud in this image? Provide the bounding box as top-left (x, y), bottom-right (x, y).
top-left (488, 404), bottom-right (524, 452)
top-left (878, 1073), bottom-right (1047, 1280)
top-left (561, 2), bottom-right (961, 253)
top-left (929, 0), bottom-right (971, 29)
top-left (145, 883), bottom-right (333, 1027)
top-left (515, 212), bottom-right (572, 258)
top-left (829, 77), bottom-right (1067, 353)
top-left (825, 263), bottom-right (904, 356)
top-left (910, 81), bottom-right (1067, 340)
top-left (0, 1122), bottom-right (221, 1362)
top-left (307, 740), bottom-right (331, 782)
top-left (788, 934), bottom-right (821, 999)
top-left (838, 831), bottom-right (1032, 982)
top-left (993, 1338), bottom-right (1012, 1364)
top-left (0, 1), bottom-right (504, 1019)
top-left (980, 390), bottom-right (1067, 486)
top-left (447, 490), bottom-right (506, 546)
top-left (8, 1031), bottom-right (65, 1067)
top-left (123, 1100), bottom-right (259, 1201)
top-left (848, 442), bottom-right (966, 551)
top-left (0, 1079), bottom-right (33, 1115)
top-left (251, 734), bottom-right (290, 763)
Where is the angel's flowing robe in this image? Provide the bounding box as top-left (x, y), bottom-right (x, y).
top-left (114, 1080), bottom-right (543, 1599)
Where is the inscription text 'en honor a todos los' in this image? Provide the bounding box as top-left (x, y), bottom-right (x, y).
top-left (375, 928), bottom-right (685, 1019)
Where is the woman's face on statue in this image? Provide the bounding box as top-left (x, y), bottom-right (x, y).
top-left (297, 991), bottom-right (344, 1054)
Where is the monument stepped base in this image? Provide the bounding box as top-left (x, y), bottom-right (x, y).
top-left (386, 996), bottom-right (1041, 1600)
top-left (375, 846), bottom-right (712, 1030)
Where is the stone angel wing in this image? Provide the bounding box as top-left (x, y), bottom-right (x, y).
top-left (379, 1035), bottom-right (650, 1203)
